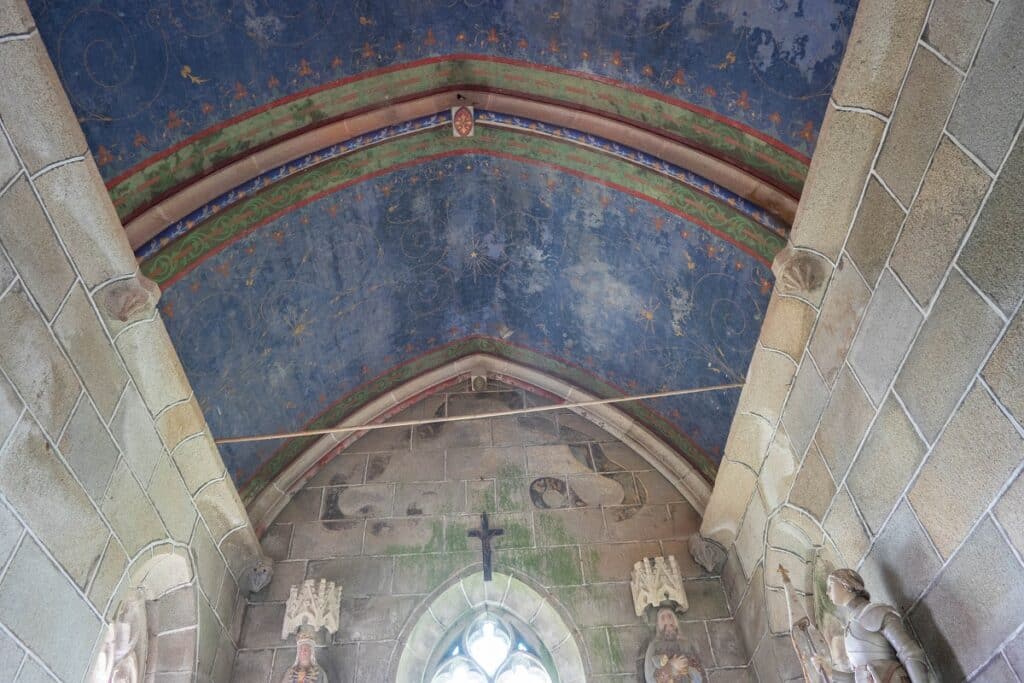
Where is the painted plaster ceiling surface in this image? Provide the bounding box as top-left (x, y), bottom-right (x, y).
top-left (27, 1), bottom-right (859, 500)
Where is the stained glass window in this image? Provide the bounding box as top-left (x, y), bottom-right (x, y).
top-left (428, 613), bottom-right (553, 683)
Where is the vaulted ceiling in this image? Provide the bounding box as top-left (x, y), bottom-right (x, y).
top-left (31, 0), bottom-right (858, 502)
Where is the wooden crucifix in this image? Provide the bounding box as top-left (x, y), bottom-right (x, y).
top-left (468, 512), bottom-right (504, 581)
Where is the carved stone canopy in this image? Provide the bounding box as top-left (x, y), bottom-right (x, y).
top-left (281, 579), bottom-right (342, 640)
top-left (630, 555), bottom-right (688, 617)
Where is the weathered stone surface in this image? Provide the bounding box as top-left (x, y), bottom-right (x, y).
top-left (0, 284), bottom-right (79, 438)
top-left (722, 412), bottom-right (773, 471)
top-left (859, 501), bottom-right (942, 612)
top-left (554, 583), bottom-right (636, 627)
top-left (735, 492), bottom-right (767, 579)
top-left (791, 108), bottom-right (886, 260)
top-left (365, 450), bottom-right (444, 483)
top-left (170, 434), bottom-right (223, 494)
top-left (736, 347), bottom-right (797, 428)
top-left (578, 541), bottom-right (659, 583)
top-left (897, 271), bottom-right (1003, 442)
top-left (771, 246), bottom-right (830, 306)
top-left (0, 416), bottom-right (108, 586)
top-left (153, 397), bottom-right (205, 454)
top-left (959, 134), bottom-right (1024, 315)
top-left (53, 286), bottom-right (127, 420)
top-left (393, 481), bottom-right (460, 516)
top-left (808, 257), bottom-right (872, 388)
top-left (832, 0), bottom-right (931, 115)
top-left (759, 295), bottom-right (817, 361)
top-left (58, 398), bottom-right (118, 500)
top-left (846, 395), bottom-right (926, 534)
top-left (362, 517), bottom-right (445, 555)
top-left (891, 137), bottom-right (992, 306)
top-left (707, 619), bottom-right (747, 668)
top-left (114, 319), bottom-right (192, 415)
top-left (701, 461), bottom-right (757, 545)
top-left (0, 630), bottom-right (23, 683)
top-left (325, 483), bottom-right (394, 520)
top-left (0, 35), bottom-right (87, 173)
top-left (877, 47), bottom-right (964, 204)
top-left (0, 134), bottom-right (19, 192)
top-left (948, 0), bottom-right (1024, 169)
top-left (849, 271), bottom-right (923, 405)
top-left (925, 0), bottom-right (993, 70)
top-left (0, 181), bottom-right (75, 321)
top-left (0, 502), bottom-right (21, 571)
top-left (994, 472), bottom-right (1024, 558)
top-left (308, 555), bottom-right (395, 597)
top-left (240, 602), bottom-right (286, 649)
top-left (1006, 630), bottom-right (1024, 679)
top-left (823, 487), bottom-right (870, 566)
top-left (0, 249), bottom-right (14, 301)
top-left (194, 477), bottom-right (249, 541)
top-left (846, 178), bottom-right (906, 288)
top-left (101, 460), bottom-right (167, 556)
top-left (338, 595), bottom-right (420, 641)
top-left (0, 538), bottom-right (100, 682)
top-left (985, 310), bottom-right (1024, 425)
top-left (0, 372), bottom-right (20, 446)
top-left (814, 366), bottom-right (875, 481)
top-left (148, 457), bottom-right (197, 543)
top-left (780, 357), bottom-right (829, 459)
top-left (231, 650), bottom-right (273, 683)
top-left (758, 425), bottom-right (797, 511)
top-left (87, 537), bottom-right (127, 612)
top-left (274, 488), bottom-right (323, 523)
top-left (788, 444), bottom-right (836, 520)
top-left (909, 383), bottom-right (1023, 558)
top-left (910, 518), bottom-right (1024, 679)
top-left (307, 452), bottom-right (367, 487)
top-left (734, 565), bottom-right (767, 656)
top-left (971, 652), bottom-right (1018, 682)
top-left (288, 519), bottom-right (365, 560)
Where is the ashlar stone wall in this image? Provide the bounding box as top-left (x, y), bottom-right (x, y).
top-left (0, 2), bottom-right (263, 679)
top-left (703, 0), bottom-right (1024, 680)
top-left (236, 381), bottom-right (753, 682)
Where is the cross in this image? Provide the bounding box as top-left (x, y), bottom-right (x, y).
top-left (468, 512), bottom-right (504, 581)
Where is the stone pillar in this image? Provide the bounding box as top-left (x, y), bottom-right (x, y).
top-left (0, 1), bottom-right (264, 679)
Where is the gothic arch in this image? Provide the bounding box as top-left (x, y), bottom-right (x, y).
top-left (247, 353), bottom-right (713, 532)
top-left (391, 569), bottom-right (586, 683)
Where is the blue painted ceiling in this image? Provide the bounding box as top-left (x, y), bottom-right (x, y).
top-left (27, 1), bottom-right (859, 489)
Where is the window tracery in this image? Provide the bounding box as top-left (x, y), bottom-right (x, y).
top-left (429, 613), bottom-right (553, 683)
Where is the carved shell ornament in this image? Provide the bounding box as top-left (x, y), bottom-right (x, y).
top-left (772, 246), bottom-right (825, 297)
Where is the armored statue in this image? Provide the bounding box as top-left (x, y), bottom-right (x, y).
top-left (643, 606), bottom-right (707, 683)
top-left (808, 569), bottom-right (931, 683)
top-left (281, 630), bottom-right (327, 683)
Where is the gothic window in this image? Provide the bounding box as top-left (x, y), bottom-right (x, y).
top-left (429, 613), bottom-right (554, 683)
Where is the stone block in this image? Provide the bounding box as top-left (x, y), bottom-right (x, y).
top-left (708, 669), bottom-right (756, 683)
top-left (757, 426), bottom-right (797, 511)
top-left (734, 565), bottom-right (767, 655)
top-left (0, 503), bottom-right (20, 580)
top-left (808, 257), bottom-right (873, 388)
top-left (553, 583), bottom-right (634, 628)
top-left (925, 0), bottom-right (993, 70)
top-left (948, 0), bottom-right (1024, 169)
top-left (259, 523), bottom-right (292, 561)
top-left (787, 444), bottom-right (835, 521)
top-left (53, 286), bottom-right (128, 420)
top-left (994, 471), bottom-right (1024, 558)
top-left (170, 434), bottom-right (224, 494)
top-left (148, 457), bottom-right (197, 543)
top-left (891, 137), bottom-right (992, 306)
top-left (846, 395), bottom-right (926, 534)
top-left (337, 595), bottom-right (419, 641)
top-left (959, 134), bottom-right (1024, 315)
top-left (194, 477), bottom-right (250, 542)
top-left (859, 501), bottom-right (942, 613)
top-left (109, 382), bottom-right (164, 487)
top-left (0, 416), bottom-right (108, 586)
top-left (973, 656), bottom-right (1018, 683)
top-left (394, 481), bottom-right (462, 516)
top-left (288, 519), bottom-right (365, 560)
top-left (708, 619), bottom-right (747, 668)
top-left (0, 180), bottom-right (75, 321)
top-left (413, 418), bottom-right (490, 451)
top-left (496, 546), bottom-right (583, 586)
top-left (910, 518), bottom-right (1024, 679)
top-left (0, 372), bottom-right (19, 446)
top-left (790, 107), bottom-right (886, 260)
top-left (156, 585), bottom-right (199, 634)
top-left (231, 650), bottom-right (273, 683)
top-left (34, 159), bottom-right (137, 289)
top-left (823, 488), bottom-right (870, 566)
top-left (87, 537), bottom-right (127, 612)
top-left (736, 347), bottom-right (797, 428)
top-left (15, 658), bottom-right (51, 683)
top-left (534, 507), bottom-right (605, 545)
top-left (0, 249), bottom-right (13, 304)
top-left (0, 284), bottom-right (79, 437)
top-left (604, 503), bottom-right (687, 542)
top-left (307, 452), bottom-right (367, 487)
top-left (240, 602), bottom-right (286, 649)
top-left (58, 397), bottom-right (119, 500)
top-left (101, 460), bottom-right (167, 557)
top-left (876, 48), bottom-right (963, 206)
top-left (848, 271), bottom-right (923, 405)
top-left (154, 397), bottom-right (206, 453)
top-left (365, 450), bottom-right (444, 483)
top-left (758, 295), bottom-right (817, 361)
top-left (700, 460), bottom-right (757, 545)
top-left (196, 595), bottom-right (219, 675)
top-left (355, 641), bottom-right (395, 683)
top-left (0, 135), bottom-right (19, 196)
top-left (735, 492), bottom-right (768, 579)
top-left (579, 541), bottom-right (660, 583)
top-left (1007, 630), bottom-right (1024, 680)
top-left (363, 517), bottom-right (445, 555)
top-left (447, 444), bottom-right (526, 480)
top-left (323, 483), bottom-right (394, 520)
top-left (985, 309), bottom-right (1024, 425)
top-left (780, 357), bottom-right (829, 460)
top-left (0, 538), bottom-right (100, 682)
top-left (814, 366), bottom-right (875, 481)
top-left (896, 270), bottom-right (1004, 442)
top-left (275, 489), bottom-right (324, 523)
top-left (846, 178), bottom-right (906, 288)
top-left (346, 424), bottom-right (411, 453)
top-left (722, 412), bottom-right (773, 471)
top-left (831, 0), bottom-right (931, 115)
top-left (114, 319), bottom-right (192, 415)
top-left (0, 34), bottom-right (88, 174)
top-left (308, 555), bottom-right (396, 597)
top-left (909, 383), bottom-right (1023, 558)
